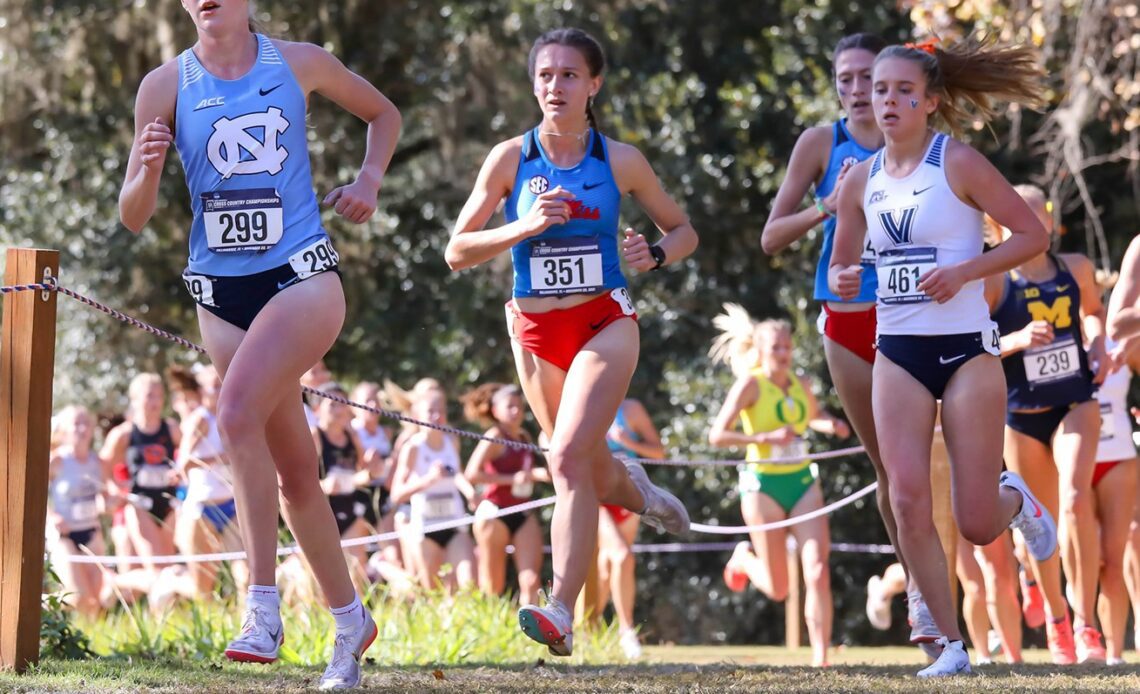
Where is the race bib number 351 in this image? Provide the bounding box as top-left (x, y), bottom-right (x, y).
top-left (202, 188), bottom-right (283, 252)
top-left (528, 237), bottom-right (604, 296)
top-left (876, 247), bottom-right (937, 305)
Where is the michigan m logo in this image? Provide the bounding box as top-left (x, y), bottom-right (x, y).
top-left (1027, 296), bottom-right (1072, 328)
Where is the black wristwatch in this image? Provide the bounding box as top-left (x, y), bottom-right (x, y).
top-left (649, 244), bottom-right (667, 271)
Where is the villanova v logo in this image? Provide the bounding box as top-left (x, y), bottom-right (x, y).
top-left (207, 107), bottom-right (291, 179)
top-left (878, 206), bottom-right (918, 245)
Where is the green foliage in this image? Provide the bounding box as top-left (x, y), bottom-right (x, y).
top-left (40, 563), bottom-right (96, 661)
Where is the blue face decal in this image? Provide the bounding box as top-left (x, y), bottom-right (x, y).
top-left (910, 99), bottom-right (919, 109)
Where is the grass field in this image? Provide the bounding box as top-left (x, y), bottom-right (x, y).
top-left (4, 646), bottom-right (1140, 692)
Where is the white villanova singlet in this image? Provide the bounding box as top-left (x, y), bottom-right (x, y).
top-left (863, 132), bottom-right (996, 337)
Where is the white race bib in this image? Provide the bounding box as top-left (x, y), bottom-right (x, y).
top-left (202, 189), bottom-right (283, 252)
top-left (326, 467), bottom-right (357, 496)
top-left (876, 247), bottom-right (937, 305)
top-left (71, 497), bottom-right (99, 524)
top-left (1100, 402), bottom-right (1115, 441)
top-left (1024, 335), bottom-right (1081, 386)
top-left (770, 440), bottom-right (809, 463)
top-left (136, 465), bottom-right (172, 489)
top-left (182, 271), bottom-right (216, 307)
top-left (421, 492), bottom-right (461, 522)
top-left (528, 238), bottom-right (604, 295)
top-left (288, 237), bottom-right (340, 280)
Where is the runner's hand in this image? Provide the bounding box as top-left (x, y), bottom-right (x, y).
top-left (622, 228), bottom-right (657, 272)
top-left (830, 265), bottom-right (863, 300)
top-left (760, 425), bottom-right (797, 446)
top-left (820, 161), bottom-right (852, 215)
top-left (1088, 339), bottom-right (1115, 385)
top-left (1016, 321), bottom-right (1055, 351)
top-left (918, 264), bottom-right (968, 303)
top-left (521, 186), bottom-right (575, 236)
top-left (138, 117), bottom-right (173, 171)
top-left (323, 175), bottom-right (380, 224)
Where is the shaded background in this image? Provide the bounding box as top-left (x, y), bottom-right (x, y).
top-left (1, 0), bottom-right (1138, 647)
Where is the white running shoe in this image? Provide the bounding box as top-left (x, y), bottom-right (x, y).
top-left (865, 575), bottom-right (892, 630)
top-left (318, 607), bottom-right (378, 690)
top-left (224, 603), bottom-right (284, 664)
top-left (1107, 656), bottom-right (1125, 666)
top-left (518, 591), bottom-right (574, 656)
top-left (917, 637), bottom-right (971, 678)
top-left (987, 628), bottom-right (1002, 658)
top-left (624, 462), bottom-right (690, 535)
top-left (908, 594), bottom-right (940, 645)
top-left (1001, 471), bottom-right (1058, 561)
top-left (619, 628), bottom-right (642, 660)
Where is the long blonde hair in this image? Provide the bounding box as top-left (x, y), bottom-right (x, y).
top-left (383, 378), bottom-right (444, 431)
top-left (708, 303), bottom-right (791, 377)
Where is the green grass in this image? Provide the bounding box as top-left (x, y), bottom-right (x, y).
top-left (17, 586), bottom-right (1140, 691)
top-left (4, 647), bottom-right (1140, 692)
top-left (70, 587), bottom-right (621, 667)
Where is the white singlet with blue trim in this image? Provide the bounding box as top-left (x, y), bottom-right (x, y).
top-left (863, 132), bottom-right (995, 336)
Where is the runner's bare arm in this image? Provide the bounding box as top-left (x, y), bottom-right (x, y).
top-left (445, 139), bottom-right (574, 270)
top-left (708, 375), bottom-right (764, 449)
top-left (283, 42), bottom-right (401, 224)
top-left (611, 141), bottom-right (697, 271)
top-left (119, 62), bottom-right (178, 233)
top-left (761, 127), bottom-right (831, 254)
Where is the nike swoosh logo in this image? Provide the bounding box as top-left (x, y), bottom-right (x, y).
top-left (938, 354), bottom-right (966, 365)
top-left (259, 84), bottom-right (283, 97)
top-left (582, 181), bottom-right (605, 190)
top-left (1055, 284), bottom-right (1071, 292)
top-left (913, 185), bottom-right (935, 195)
top-left (588, 318), bottom-right (607, 331)
top-left (277, 278), bottom-right (300, 290)
top-left (268, 626), bottom-right (282, 644)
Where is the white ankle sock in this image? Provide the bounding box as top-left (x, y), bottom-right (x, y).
top-left (247, 584), bottom-right (280, 612)
top-left (330, 594), bottom-right (366, 632)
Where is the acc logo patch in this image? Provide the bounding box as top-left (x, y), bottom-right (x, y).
top-left (528, 175), bottom-right (550, 195)
top-left (842, 156), bottom-right (859, 168)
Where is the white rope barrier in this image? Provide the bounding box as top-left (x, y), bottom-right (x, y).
top-left (65, 496), bottom-right (557, 565)
top-left (15, 280), bottom-right (874, 467)
top-left (689, 482), bottom-right (878, 534)
top-left (64, 483), bottom-right (881, 564)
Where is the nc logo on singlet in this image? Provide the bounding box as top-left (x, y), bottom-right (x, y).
top-left (206, 107), bottom-right (290, 179)
top-left (878, 205), bottom-right (918, 245)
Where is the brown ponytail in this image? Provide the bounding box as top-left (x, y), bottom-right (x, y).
top-left (877, 36), bottom-right (1045, 136)
top-left (461, 383), bottom-right (503, 427)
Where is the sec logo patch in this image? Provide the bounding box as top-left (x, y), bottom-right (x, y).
top-left (528, 175), bottom-right (550, 195)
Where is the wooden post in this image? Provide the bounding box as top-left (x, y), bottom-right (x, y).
top-left (0, 248), bottom-right (59, 673)
top-left (931, 409), bottom-right (959, 605)
top-left (785, 536), bottom-right (802, 650)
